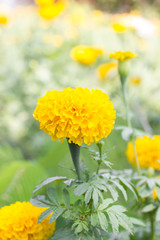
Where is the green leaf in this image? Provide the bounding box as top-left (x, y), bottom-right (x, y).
top-left (62, 188), bottom-right (70, 208)
top-left (130, 217), bottom-right (145, 227)
top-left (98, 199), bottom-right (113, 211)
top-left (119, 177), bottom-right (138, 200)
top-left (47, 187), bottom-right (60, 206)
top-left (85, 186), bottom-right (93, 204)
top-left (38, 207), bottom-right (55, 223)
top-left (108, 212), bottom-right (119, 233)
top-left (156, 207), bottom-right (160, 222)
top-left (91, 213), bottom-right (98, 226)
top-left (116, 213), bottom-right (134, 234)
top-left (142, 204), bottom-right (156, 213)
top-left (107, 205), bottom-right (126, 213)
top-left (74, 183), bottom-right (89, 196)
top-left (98, 212), bottom-right (108, 232)
top-left (30, 195), bottom-right (53, 207)
top-left (107, 185), bottom-right (118, 201)
top-left (111, 180), bottom-right (127, 201)
top-left (33, 176), bottom-right (67, 193)
top-left (74, 224), bottom-right (83, 234)
top-left (49, 206), bottom-right (66, 223)
top-left (93, 188), bottom-right (99, 208)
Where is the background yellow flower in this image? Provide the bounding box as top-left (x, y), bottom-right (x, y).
top-left (0, 201), bottom-right (56, 240)
top-left (110, 51), bottom-right (138, 61)
top-left (97, 62), bottom-right (118, 80)
top-left (70, 45), bottom-right (104, 65)
top-left (126, 135), bottom-right (160, 170)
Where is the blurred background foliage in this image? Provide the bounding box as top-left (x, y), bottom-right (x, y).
top-left (0, 0), bottom-right (160, 207)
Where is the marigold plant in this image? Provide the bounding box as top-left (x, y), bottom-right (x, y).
top-left (126, 135), bottom-right (160, 170)
top-left (110, 51), bottom-right (138, 61)
top-left (33, 87), bottom-right (116, 146)
top-left (70, 45), bottom-right (103, 65)
top-left (0, 201), bottom-right (56, 240)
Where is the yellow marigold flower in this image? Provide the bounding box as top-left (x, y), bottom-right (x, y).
top-left (110, 51), bottom-right (138, 62)
top-left (97, 62), bottom-right (118, 80)
top-left (33, 87), bottom-right (116, 146)
top-left (70, 45), bottom-right (104, 65)
top-left (130, 77), bottom-right (141, 85)
top-left (35, 0), bottom-right (54, 5)
top-left (0, 15), bottom-right (8, 25)
top-left (0, 201), bottom-right (56, 240)
top-left (112, 23), bottom-right (129, 33)
top-left (126, 135), bottom-right (160, 170)
top-left (38, 0), bottom-right (66, 20)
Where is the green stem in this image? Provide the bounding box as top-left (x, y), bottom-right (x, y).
top-left (96, 143), bottom-right (102, 174)
top-left (121, 77), bottom-right (141, 175)
top-left (67, 140), bottom-right (81, 180)
top-left (150, 212), bottom-right (155, 240)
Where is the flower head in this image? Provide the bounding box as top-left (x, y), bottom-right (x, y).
top-left (0, 201), bottom-right (56, 240)
top-left (0, 15), bottom-right (8, 25)
top-left (112, 23), bottom-right (129, 33)
top-left (70, 45), bottom-right (104, 65)
top-left (33, 87), bottom-right (116, 146)
top-left (126, 135), bottom-right (160, 170)
top-left (110, 51), bottom-right (138, 61)
top-left (97, 62), bottom-right (118, 80)
top-left (35, 0), bottom-right (67, 20)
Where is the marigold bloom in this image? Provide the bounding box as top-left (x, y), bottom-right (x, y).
top-left (0, 15), bottom-right (8, 25)
top-left (126, 135), bottom-right (160, 170)
top-left (35, 0), bottom-right (54, 5)
top-left (97, 62), bottom-right (117, 80)
top-left (33, 87), bottom-right (116, 146)
top-left (0, 201), bottom-right (56, 240)
top-left (71, 45), bottom-right (104, 65)
top-left (39, 2), bottom-right (65, 20)
top-left (112, 23), bottom-right (129, 33)
top-left (110, 51), bottom-right (138, 61)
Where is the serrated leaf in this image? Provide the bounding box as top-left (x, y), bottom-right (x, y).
top-left (107, 185), bottom-right (118, 201)
top-left (30, 195), bottom-right (53, 207)
top-left (62, 188), bottom-right (70, 208)
top-left (98, 212), bottom-right (108, 232)
top-left (33, 176), bottom-right (67, 193)
top-left (93, 188), bottom-right (99, 208)
top-left (108, 212), bottom-right (119, 233)
top-left (142, 204), bottom-right (156, 213)
top-left (98, 198), bottom-right (113, 211)
top-left (94, 183), bottom-right (107, 192)
top-left (156, 207), bottom-right (160, 222)
top-left (49, 206), bottom-right (66, 223)
top-left (116, 213), bottom-right (134, 234)
top-left (74, 224), bottom-right (83, 234)
top-left (111, 180), bottom-right (127, 201)
top-left (47, 187), bottom-right (60, 206)
top-left (130, 217), bottom-right (145, 227)
top-left (85, 186), bottom-right (93, 204)
top-left (74, 183), bottom-right (89, 196)
top-left (91, 213), bottom-right (98, 226)
top-left (38, 207), bottom-right (55, 223)
top-left (107, 205), bottom-right (126, 213)
top-left (119, 177), bottom-right (138, 200)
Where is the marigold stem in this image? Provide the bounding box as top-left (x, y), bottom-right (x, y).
top-left (120, 72), bottom-right (141, 175)
top-left (67, 140), bottom-right (81, 180)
